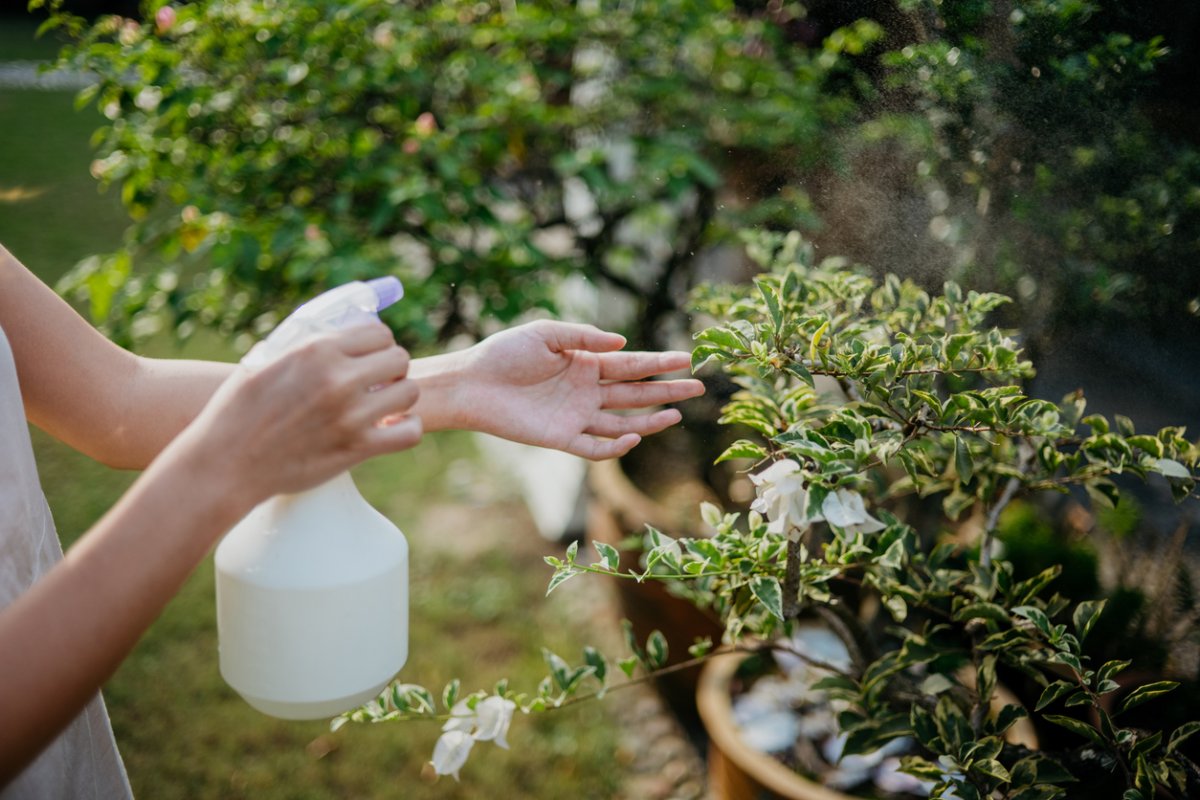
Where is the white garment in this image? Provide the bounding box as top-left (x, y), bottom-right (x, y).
top-left (0, 323), bottom-right (133, 799)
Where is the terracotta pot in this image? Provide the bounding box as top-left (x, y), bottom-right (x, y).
top-left (697, 653), bottom-right (857, 800)
top-left (697, 653), bottom-right (1040, 800)
top-left (587, 458), bottom-right (724, 727)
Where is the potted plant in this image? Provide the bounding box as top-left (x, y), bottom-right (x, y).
top-left (672, 230), bottom-right (1200, 799)
top-left (336, 229), bottom-right (1199, 798)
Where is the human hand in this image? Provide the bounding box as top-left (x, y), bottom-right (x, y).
top-left (448, 320), bottom-right (705, 460)
top-left (172, 322), bottom-right (421, 507)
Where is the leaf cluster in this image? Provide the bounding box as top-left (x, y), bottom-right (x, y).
top-left (668, 229), bottom-right (1200, 797)
top-left (44, 0), bottom-right (862, 347)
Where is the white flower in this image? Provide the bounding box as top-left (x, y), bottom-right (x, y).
top-left (442, 699), bottom-right (475, 734)
top-left (433, 695), bottom-right (519, 778)
top-left (473, 696), bottom-right (517, 749)
top-left (430, 730), bottom-right (474, 781)
top-left (749, 459), bottom-right (821, 539)
top-left (821, 489), bottom-right (885, 534)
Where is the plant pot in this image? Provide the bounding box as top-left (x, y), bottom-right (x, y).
top-left (587, 456), bottom-right (725, 728)
top-left (697, 653), bottom-right (1040, 800)
top-left (698, 653), bottom-right (856, 800)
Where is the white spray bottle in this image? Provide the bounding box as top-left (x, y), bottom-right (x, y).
top-left (215, 277), bottom-right (409, 720)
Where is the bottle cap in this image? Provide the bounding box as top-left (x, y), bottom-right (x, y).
top-left (367, 277), bottom-right (404, 311)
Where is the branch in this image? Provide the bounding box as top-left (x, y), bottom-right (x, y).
top-left (980, 445), bottom-right (1033, 567)
top-left (783, 537), bottom-right (804, 620)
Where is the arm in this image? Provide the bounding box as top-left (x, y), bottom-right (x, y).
top-left (0, 245), bottom-right (233, 469)
top-left (3, 246), bottom-right (701, 467)
top-left (0, 323), bottom-right (422, 784)
top-left (409, 320), bottom-right (705, 459)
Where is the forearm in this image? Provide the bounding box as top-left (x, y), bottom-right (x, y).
top-left (1, 245), bottom-right (235, 468)
top-left (98, 356), bottom-right (233, 469)
top-left (0, 433), bottom-right (253, 784)
top-left (407, 349), bottom-right (471, 433)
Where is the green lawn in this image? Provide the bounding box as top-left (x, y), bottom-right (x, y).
top-left (1, 22), bottom-right (623, 798)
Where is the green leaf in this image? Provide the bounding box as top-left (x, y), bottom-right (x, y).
top-left (543, 649), bottom-right (571, 691)
top-left (750, 576), bottom-right (785, 621)
top-left (1098, 659), bottom-right (1132, 684)
top-left (1044, 715), bottom-right (1105, 745)
top-left (646, 631), bottom-right (669, 669)
top-left (955, 435), bottom-right (974, 483)
top-left (884, 594), bottom-right (908, 622)
top-left (899, 755), bottom-right (944, 781)
top-left (688, 638), bottom-right (713, 659)
top-left (584, 646), bottom-right (607, 684)
top-left (716, 439), bottom-right (769, 463)
top-left (1013, 605), bottom-right (1052, 636)
top-left (955, 602), bottom-right (1010, 626)
top-left (1118, 681), bottom-right (1180, 715)
top-left (1132, 731), bottom-right (1163, 758)
top-left (1168, 721), bottom-right (1200, 754)
top-left (618, 656), bottom-right (639, 678)
top-left (695, 326), bottom-right (747, 351)
top-left (442, 678), bottom-right (460, 711)
top-left (1073, 599), bottom-right (1106, 642)
top-left (1155, 458), bottom-right (1192, 479)
top-left (691, 344), bottom-right (726, 372)
top-left (756, 278), bottom-right (783, 335)
top-left (920, 673), bottom-right (956, 695)
top-left (785, 359), bottom-right (814, 387)
top-left (545, 567), bottom-right (580, 595)
top-left (1036, 681), bottom-right (1076, 712)
top-left (972, 758), bottom-right (1011, 783)
top-left (593, 541), bottom-right (620, 572)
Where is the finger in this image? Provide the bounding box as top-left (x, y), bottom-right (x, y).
top-left (600, 378), bottom-right (706, 410)
top-left (362, 414), bottom-right (423, 456)
top-left (331, 321), bottom-right (396, 357)
top-left (565, 432), bottom-right (641, 461)
top-left (351, 378), bottom-right (420, 427)
top-left (349, 344), bottom-right (410, 388)
top-left (584, 408), bottom-right (682, 438)
top-left (598, 350), bottom-right (692, 381)
top-left (535, 320), bottom-right (627, 354)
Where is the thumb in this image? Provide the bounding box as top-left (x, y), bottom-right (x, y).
top-left (539, 321), bottom-right (626, 354)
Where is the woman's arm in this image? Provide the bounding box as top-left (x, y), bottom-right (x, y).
top-left (1, 246), bottom-right (702, 468)
top-left (0, 322), bottom-right (423, 785)
top-left (0, 245), bottom-right (233, 468)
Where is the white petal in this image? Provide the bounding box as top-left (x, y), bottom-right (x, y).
top-left (847, 516), bottom-right (885, 535)
top-left (750, 459), bottom-right (801, 486)
top-left (473, 696), bottom-right (517, 749)
top-left (823, 489), bottom-right (867, 528)
top-left (431, 730), bottom-right (474, 780)
top-left (442, 699), bottom-right (476, 734)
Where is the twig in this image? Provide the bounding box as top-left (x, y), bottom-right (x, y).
top-left (783, 536), bottom-right (804, 619)
top-left (981, 443), bottom-right (1033, 567)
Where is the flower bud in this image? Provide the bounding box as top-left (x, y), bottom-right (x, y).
top-left (155, 6), bottom-right (176, 34)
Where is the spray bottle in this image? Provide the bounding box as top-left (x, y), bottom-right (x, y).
top-left (215, 277), bottom-right (409, 720)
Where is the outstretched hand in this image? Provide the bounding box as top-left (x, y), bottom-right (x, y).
top-left (447, 320), bottom-right (705, 460)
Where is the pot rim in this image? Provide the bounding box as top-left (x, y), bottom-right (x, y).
top-left (696, 651), bottom-right (1039, 800)
top-left (697, 652), bottom-right (857, 800)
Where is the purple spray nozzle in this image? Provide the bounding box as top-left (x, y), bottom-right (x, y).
top-left (367, 277), bottom-right (404, 311)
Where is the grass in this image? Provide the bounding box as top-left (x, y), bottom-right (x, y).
top-left (1, 27), bottom-right (625, 798)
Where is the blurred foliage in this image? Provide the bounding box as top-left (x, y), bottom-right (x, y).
top-left (850, 0), bottom-right (1200, 339)
top-left (43, 0), bottom-right (871, 348)
top-left (35, 0), bottom-right (1199, 349)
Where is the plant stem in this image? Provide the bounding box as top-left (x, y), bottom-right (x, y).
top-left (783, 536), bottom-right (803, 619)
top-left (981, 444), bottom-right (1032, 567)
